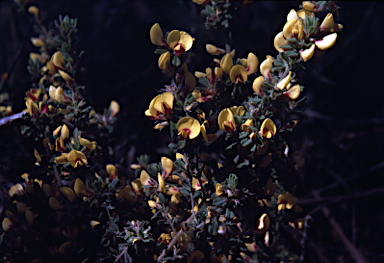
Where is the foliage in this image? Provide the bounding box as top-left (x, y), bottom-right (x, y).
top-left (0, 1), bottom-right (342, 262)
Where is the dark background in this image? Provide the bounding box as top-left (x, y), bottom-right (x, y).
top-left (1, 1), bottom-right (384, 262)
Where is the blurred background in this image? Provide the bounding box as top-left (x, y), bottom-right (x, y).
top-left (1, 1), bottom-right (384, 262)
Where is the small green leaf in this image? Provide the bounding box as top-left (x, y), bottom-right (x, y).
top-left (172, 56), bottom-right (181, 67)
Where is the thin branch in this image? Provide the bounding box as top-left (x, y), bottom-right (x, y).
top-left (0, 112), bottom-right (28, 127)
top-left (311, 190), bottom-right (369, 263)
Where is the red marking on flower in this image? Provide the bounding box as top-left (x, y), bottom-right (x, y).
top-left (27, 92), bottom-right (39, 101)
top-left (41, 104), bottom-right (48, 113)
top-left (174, 43), bottom-right (186, 56)
top-left (224, 121), bottom-right (235, 133)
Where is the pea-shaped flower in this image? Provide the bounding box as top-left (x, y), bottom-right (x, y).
top-left (177, 117), bottom-right (201, 139)
top-left (260, 118), bottom-right (276, 139)
top-left (206, 44), bottom-right (226, 55)
top-left (218, 108), bottom-right (236, 133)
top-left (229, 65), bottom-right (247, 84)
top-left (145, 92), bottom-right (174, 120)
top-left (167, 30), bottom-right (194, 55)
top-left (315, 33), bottom-right (337, 50)
top-left (150, 23), bottom-right (167, 47)
top-left (299, 44), bottom-right (315, 62)
top-left (260, 56), bottom-right (274, 80)
top-left (67, 149), bottom-right (87, 168)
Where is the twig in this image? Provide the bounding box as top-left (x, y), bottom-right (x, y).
top-left (299, 214), bottom-right (312, 263)
top-left (297, 187), bottom-right (384, 206)
top-left (157, 214), bottom-right (195, 262)
top-left (114, 245), bottom-right (129, 263)
top-left (0, 112), bottom-right (28, 127)
top-left (312, 190), bottom-right (369, 263)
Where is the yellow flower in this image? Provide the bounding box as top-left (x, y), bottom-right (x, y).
top-left (145, 92), bottom-right (174, 120)
top-left (25, 100), bottom-right (39, 117)
top-left (158, 51), bottom-right (172, 75)
top-left (106, 164), bottom-right (118, 180)
top-left (229, 65), bottom-right (247, 84)
top-left (28, 6), bottom-right (39, 19)
top-left (167, 30), bottom-right (194, 55)
top-left (54, 153), bottom-right (68, 164)
top-left (315, 33), bottom-right (337, 50)
top-left (218, 108), bottom-right (236, 133)
top-left (296, 9), bottom-right (314, 21)
top-left (49, 86), bottom-right (66, 103)
top-left (206, 44), bottom-right (226, 55)
top-left (320, 13), bottom-right (334, 33)
top-left (2, 217), bottom-right (13, 231)
top-left (241, 119), bottom-right (254, 133)
top-left (8, 183), bottom-right (24, 197)
top-left (283, 84), bottom-right (301, 100)
top-left (254, 213), bottom-right (270, 234)
top-left (260, 118), bottom-right (276, 139)
top-left (61, 124), bottom-right (69, 140)
top-left (229, 105), bottom-right (245, 116)
top-left (150, 23), bottom-right (167, 47)
top-left (74, 178), bottom-right (91, 197)
top-left (274, 31), bottom-right (287, 52)
top-left (78, 136), bottom-right (97, 152)
top-left (260, 55), bottom-right (274, 80)
top-left (252, 76), bottom-right (264, 96)
top-left (161, 157), bottom-right (175, 178)
top-left (67, 150), bottom-right (87, 168)
top-left (220, 53), bottom-right (233, 74)
top-left (276, 71), bottom-right (292, 90)
top-left (283, 18), bottom-right (303, 40)
top-left (215, 183), bottom-right (224, 197)
top-left (299, 44), bottom-right (315, 62)
top-left (109, 100), bottom-right (120, 117)
top-left (302, 1), bottom-right (317, 11)
top-left (246, 52), bottom-right (259, 75)
top-left (176, 117), bottom-right (201, 139)
top-left (58, 70), bottom-right (74, 89)
top-left (30, 37), bottom-right (45, 48)
top-left (277, 193), bottom-right (295, 210)
top-left (51, 51), bottom-right (65, 71)
top-left (158, 173), bottom-right (166, 193)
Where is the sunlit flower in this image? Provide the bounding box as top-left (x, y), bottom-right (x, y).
top-left (167, 30), bottom-right (194, 55)
top-left (315, 33), bottom-right (337, 50)
top-left (283, 84), bottom-right (301, 100)
top-left (145, 92), bottom-right (174, 120)
top-left (299, 44), bottom-right (315, 62)
top-left (245, 52), bottom-right (259, 75)
top-left (176, 117), bottom-right (201, 139)
top-left (276, 71), bottom-right (292, 90)
top-left (283, 18), bottom-right (303, 40)
top-left (274, 31), bottom-right (287, 52)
